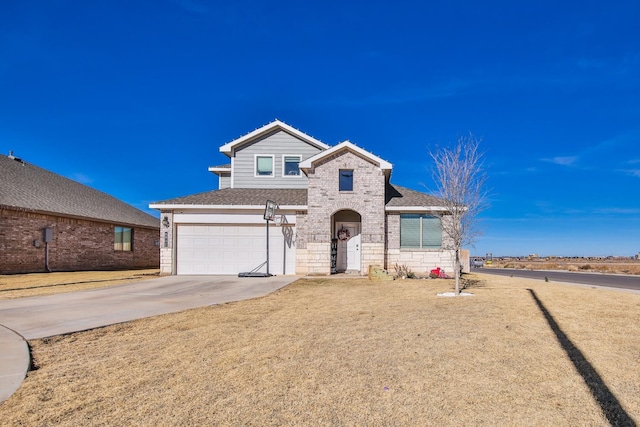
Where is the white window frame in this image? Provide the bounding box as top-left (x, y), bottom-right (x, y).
top-left (254, 154), bottom-right (275, 177)
top-left (282, 155), bottom-right (302, 178)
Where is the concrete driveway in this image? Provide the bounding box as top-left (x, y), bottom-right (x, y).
top-left (0, 274), bottom-right (297, 403)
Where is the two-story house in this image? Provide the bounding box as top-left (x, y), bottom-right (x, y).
top-left (150, 120), bottom-right (463, 276)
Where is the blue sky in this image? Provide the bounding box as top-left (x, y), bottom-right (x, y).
top-left (1, 0), bottom-right (639, 257)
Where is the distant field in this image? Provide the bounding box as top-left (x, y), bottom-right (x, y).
top-left (486, 259), bottom-right (640, 275)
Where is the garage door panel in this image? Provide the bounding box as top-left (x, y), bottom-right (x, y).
top-left (177, 224), bottom-right (295, 275)
top-left (192, 238), bottom-right (209, 248)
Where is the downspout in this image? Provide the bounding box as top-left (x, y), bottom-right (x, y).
top-left (45, 241), bottom-right (51, 272)
top-left (43, 227), bottom-right (53, 272)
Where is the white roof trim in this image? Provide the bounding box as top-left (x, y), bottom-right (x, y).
top-left (385, 206), bottom-right (449, 212)
top-left (219, 119), bottom-right (329, 156)
top-left (299, 140), bottom-right (393, 170)
top-left (149, 203), bottom-right (307, 211)
top-left (208, 166), bottom-right (231, 175)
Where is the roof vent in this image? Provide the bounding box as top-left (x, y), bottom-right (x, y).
top-left (8, 150), bottom-right (24, 164)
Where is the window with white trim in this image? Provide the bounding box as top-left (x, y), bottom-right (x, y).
top-left (400, 214), bottom-right (441, 248)
top-left (255, 155), bottom-right (274, 177)
top-left (283, 155), bottom-right (301, 177)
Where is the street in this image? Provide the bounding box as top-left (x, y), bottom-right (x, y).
top-left (477, 268), bottom-right (640, 292)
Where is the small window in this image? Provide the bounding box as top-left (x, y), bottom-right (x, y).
top-left (400, 214), bottom-right (441, 249)
top-left (283, 155), bottom-right (301, 177)
top-left (255, 155), bottom-right (274, 177)
top-left (115, 226), bottom-right (133, 251)
top-left (339, 169), bottom-right (353, 191)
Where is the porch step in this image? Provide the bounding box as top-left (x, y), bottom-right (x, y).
top-left (368, 265), bottom-right (395, 281)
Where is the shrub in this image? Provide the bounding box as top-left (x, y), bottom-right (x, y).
top-left (393, 263), bottom-right (415, 279)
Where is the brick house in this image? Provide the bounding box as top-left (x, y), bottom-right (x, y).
top-left (0, 153), bottom-right (159, 274)
top-left (151, 120), bottom-right (466, 276)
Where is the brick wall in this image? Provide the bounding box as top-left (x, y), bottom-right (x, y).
top-left (302, 151), bottom-right (386, 275)
top-left (0, 208), bottom-right (159, 274)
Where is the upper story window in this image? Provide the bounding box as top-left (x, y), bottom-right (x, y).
top-left (114, 226), bottom-right (133, 251)
top-left (339, 169), bottom-right (353, 191)
top-left (283, 155), bottom-right (301, 177)
top-left (400, 214), bottom-right (442, 249)
top-left (255, 155), bottom-right (274, 177)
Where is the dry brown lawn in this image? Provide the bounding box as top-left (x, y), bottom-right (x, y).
top-left (0, 269), bottom-right (160, 299)
top-left (1, 274), bottom-right (639, 426)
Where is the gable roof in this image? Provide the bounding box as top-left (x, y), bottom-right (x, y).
top-left (0, 154), bottom-right (159, 228)
top-left (299, 140), bottom-right (393, 172)
top-left (219, 119), bottom-right (330, 157)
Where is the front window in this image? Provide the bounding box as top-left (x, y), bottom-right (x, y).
top-left (255, 155), bottom-right (274, 177)
top-left (339, 169), bottom-right (353, 191)
top-left (283, 155), bottom-right (301, 176)
top-left (400, 214), bottom-right (441, 249)
top-left (114, 226), bottom-right (133, 251)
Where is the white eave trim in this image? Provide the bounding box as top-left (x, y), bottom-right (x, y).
top-left (385, 206), bottom-right (450, 212)
top-left (149, 203), bottom-right (307, 211)
top-left (208, 166), bottom-right (231, 173)
top-left (219, 119), bottom-right (329, 156)
top-left (299, 140), bottom-right (393, 170)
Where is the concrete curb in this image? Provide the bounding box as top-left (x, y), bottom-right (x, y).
top-left (0, 324), bottom-right (30, 404)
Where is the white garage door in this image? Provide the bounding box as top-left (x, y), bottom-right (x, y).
top-left (176, 224), bottom-right (295, 275)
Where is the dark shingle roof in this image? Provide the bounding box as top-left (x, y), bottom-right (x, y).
top-left (0, 155), bottom-right (159, 228)
top-left (154, 188), bottom-right (308, 206)
top-left (385, 184), bottom-right (445, 207)
top-left (153, 184), bottom-right (443, 209)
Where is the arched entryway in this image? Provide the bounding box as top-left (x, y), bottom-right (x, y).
top-left (332, 209), bottom-right (362, 273)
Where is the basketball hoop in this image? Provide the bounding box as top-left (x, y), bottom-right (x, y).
top-left (263, 200), bottom-right (278, 221)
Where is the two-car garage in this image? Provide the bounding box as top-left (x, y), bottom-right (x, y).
top-left (175, 223), bottom-right (295, 275)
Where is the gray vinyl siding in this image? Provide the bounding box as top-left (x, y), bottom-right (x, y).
top-left (219, 172), bottom-right (231, 189)
top-left (232, 130), bottom-right (323, 189)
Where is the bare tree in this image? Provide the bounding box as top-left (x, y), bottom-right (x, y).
top-left (430, 134), bottom-right (488, 295)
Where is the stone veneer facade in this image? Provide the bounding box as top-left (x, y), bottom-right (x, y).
top-left (296, 150), bottom-right (386, 275)
top-left (158, 211), bottom-right (174, 274)
top-left (385, 213), bottom-right (458, 274)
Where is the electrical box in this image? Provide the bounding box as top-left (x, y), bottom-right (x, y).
top-left (43, 228), bottom-right (53, 243)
